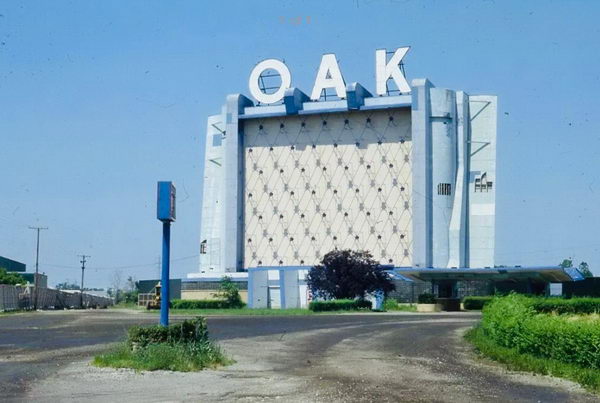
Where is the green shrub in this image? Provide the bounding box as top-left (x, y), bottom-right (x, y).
top-left (170, 299), bottom-right (246, 310)
top-left (309, 299), bottom-right (372, 312)
top-left (212, 276), bottom-right (245, 308)
top-left (384, 298), bottom-right (417, 312)
top-left (384, 298), bottom-right (399, 310)
top-left (466, 326), bottom-right (600, 393)
top-left (127, 317), bottom-right (208, 349)
top-left (480, 294), bottom-right (600, 370)
top-left (417, 293), bottom-right (436, 304)
top-left (123, 290), bottom-right (139, 304)
top-left (463, 296), bottom-right (494, 310)
top-left (95, 316), bottom-right (230, 372)
top-left (0, 268), bottom-right (25, 285)
top-left (531, 297), bottom-right (600, 315)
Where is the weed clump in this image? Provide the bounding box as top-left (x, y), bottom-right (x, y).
top-left (93, 317), bottom-right (230, 372)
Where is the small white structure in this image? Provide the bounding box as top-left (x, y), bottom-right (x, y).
top-left (248, 267), bottom-right (309, 309)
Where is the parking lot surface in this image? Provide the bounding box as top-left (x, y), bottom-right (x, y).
top-left (0, 310), bottom-right (596, 402)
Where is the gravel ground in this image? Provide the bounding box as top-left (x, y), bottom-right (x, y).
top-left (0, 309), bottom-right (597, 402)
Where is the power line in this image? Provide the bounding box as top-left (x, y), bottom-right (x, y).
top-left (40, 254), bottom-right (200, 271)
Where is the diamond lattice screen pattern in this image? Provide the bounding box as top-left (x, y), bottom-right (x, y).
top-left (244, 108), bottom-right (412, 268)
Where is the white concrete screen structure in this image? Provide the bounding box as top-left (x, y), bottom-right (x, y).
top-left (193, 48), bottom-right (497, 308)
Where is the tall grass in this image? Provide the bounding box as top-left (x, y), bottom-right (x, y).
top-left (93, 317), bottom-right (231, 372)
top-left (480, 294), bottom-right (600, 369)
top-left (466, 327), bottom-right (600, 392)
top-left (384, 299), bottom-right (417, 312)
top-left (93, 341), bottom-right (231, 372)
top-left (467, 294), bottom-right (600, 393)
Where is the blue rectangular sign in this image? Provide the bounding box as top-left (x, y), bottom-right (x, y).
top-left (157, 181), bottom-right (176, 222)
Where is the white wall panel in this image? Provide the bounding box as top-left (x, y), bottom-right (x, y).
top-left (243, 109), bottom-right (412, 267)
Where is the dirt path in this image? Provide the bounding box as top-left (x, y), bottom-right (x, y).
top-left (0, 310), bottom-right (596, 402)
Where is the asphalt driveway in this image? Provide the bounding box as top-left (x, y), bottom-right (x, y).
top-left (0, 309), bottom-right (596, 402)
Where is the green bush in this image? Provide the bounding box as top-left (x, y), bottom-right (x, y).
top-left (127, 317), bottom-right (208, 349)
top-left (123, 290), bottom-right (139, 304)
top-left (480, 294), bottom-right (600, 370)
top-left (384, 298), bottom-right (399, 310)
top-left (463, 296), bottom-right (494, 310)
top-left (309, 299), bottom-right (372, 312)
top-left (94, 340), bottom-right (227, 372)
top-left (384, 298), bottom-right (417, 312)
top-left (94, 316), bottom-right (230, 372)
top-left (170, 299), bottom-right (246, 310)
top-left (0, 268), bottom-right (25, 285)
top-left (466, 326), bottom-right (600, 392)
top-left (417, 293), bottom-right (436, 304)
top-left (531, 297), bottom-right (600, 315)
top-left (212, 276), bottom-right (245, 308)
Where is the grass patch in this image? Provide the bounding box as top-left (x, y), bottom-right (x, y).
top-left (93, 341), bottom-right (231, 372)
top-left (93, 317), bottom-right (231, 372)
top-left (0, 309), bottom-right (31, 316)
top-left (466, 326), bottom-right (600, 393)
top-left (384, 299), bottom-right (417, 312)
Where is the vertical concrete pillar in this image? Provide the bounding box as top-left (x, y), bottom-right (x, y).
top-left (199, 113), bottom-right (225, 273)
top-left (278, 270), bottom-right (286, 309)
top-left (222, 94), bottom-right (253, 272)
top-left (448, 91), bottom-right (470, 268)
top-left (430, 88), bottom-right (457, 268)
top-left (411, 79), bottom-right (433, 268)
top-left (467, 95), bottom-right (497, 268)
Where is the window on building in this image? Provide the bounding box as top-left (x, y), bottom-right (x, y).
top-left (212, 134), bottom-right (222, 147)
top-left (437, 183), bottom-right (452, 196)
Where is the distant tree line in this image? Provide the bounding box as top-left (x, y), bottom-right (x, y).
top-left (107, 273), bottom-right (138, 304)
top-left (55, 282), bottom-right (105, 291)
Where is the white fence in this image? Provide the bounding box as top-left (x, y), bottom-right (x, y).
top-left (0, 285), bottom-right (113, 311)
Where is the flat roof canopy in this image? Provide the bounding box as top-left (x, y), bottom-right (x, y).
top-left (390, 266), bottom-right (584, 283)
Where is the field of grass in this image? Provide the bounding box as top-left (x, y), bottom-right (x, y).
top-left (93, 341), bottom-right (231, 372)
top-left (466, 326), bottom-right (600, 393)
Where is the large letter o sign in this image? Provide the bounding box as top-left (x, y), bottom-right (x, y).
top-left (248, 59), bottom-right (291, 104)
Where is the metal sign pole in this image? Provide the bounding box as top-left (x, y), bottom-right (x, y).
top-left (156, 181), bottom-right (175, 327)
top-left (160, 221), bottom-right (171, 326)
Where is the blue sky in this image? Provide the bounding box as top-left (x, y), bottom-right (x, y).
top-left (1, 0), bottom-right (599, 288)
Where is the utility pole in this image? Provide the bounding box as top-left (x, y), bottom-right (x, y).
top-left (28, 226), bottom-right (48, 310)
top-left (78, 255), bottom-right (90, 308)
